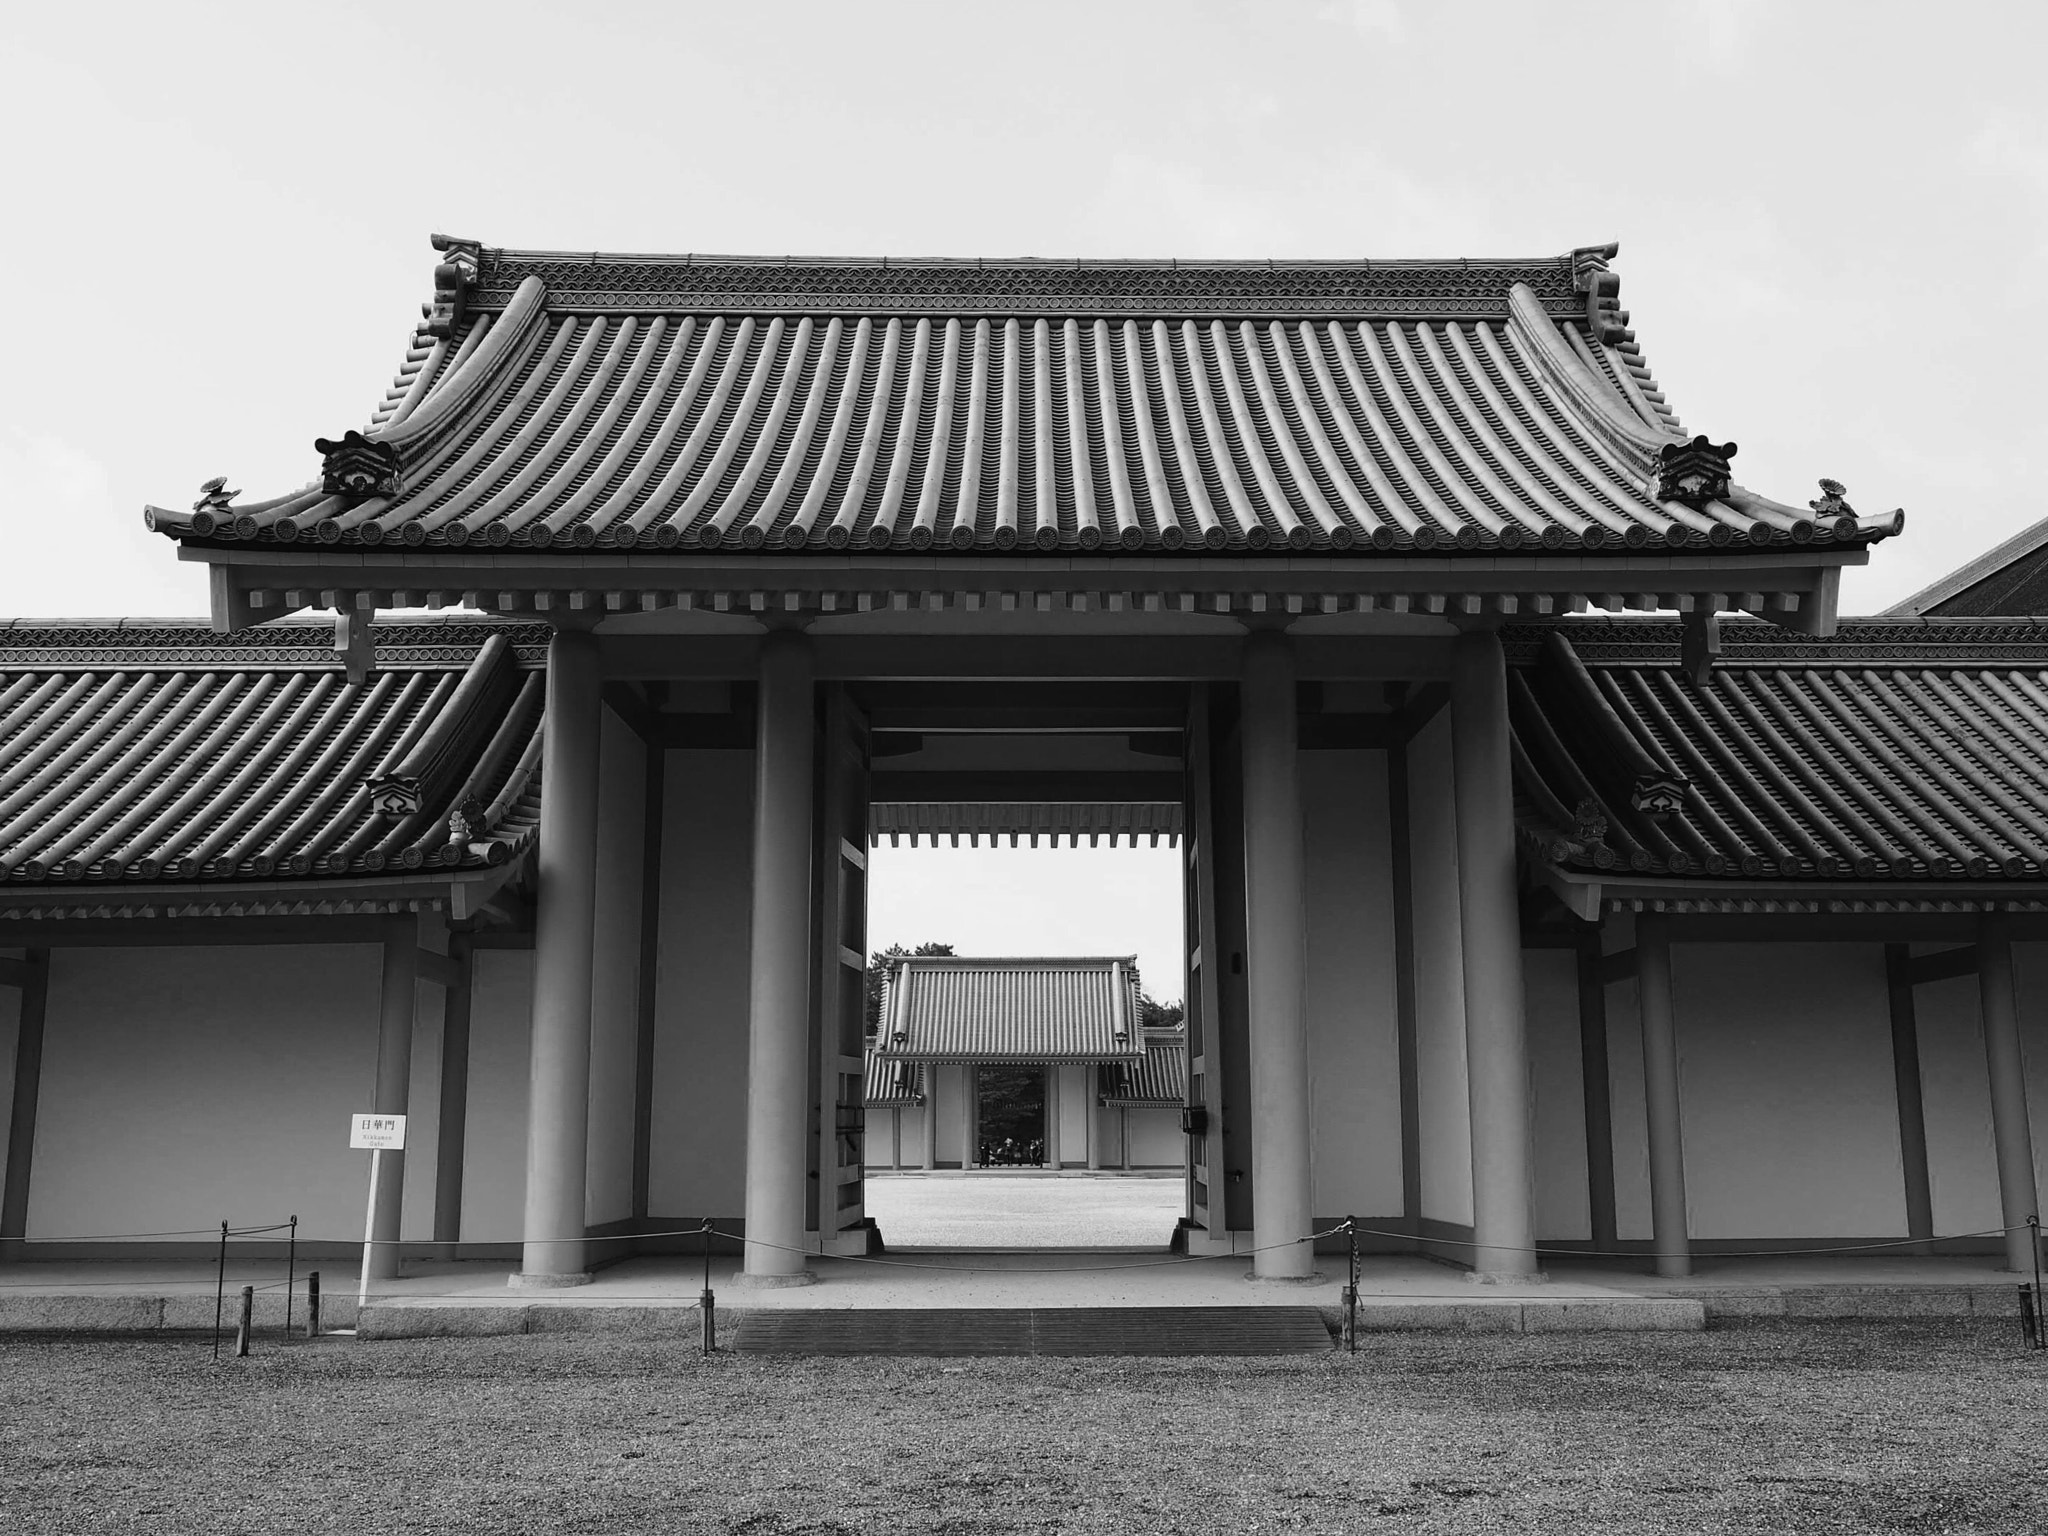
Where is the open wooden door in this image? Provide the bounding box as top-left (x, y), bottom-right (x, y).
top-left (1182, 683), bottom-right (1254, 1252)
top-left (809, 683), bottom-right (873, 1254)
top-left (1182, 685), bottom-right (1224, 1243)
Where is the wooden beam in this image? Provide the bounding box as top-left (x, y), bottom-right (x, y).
top-left (431, 933), bottom-right (474, 1257)
top-left (1596, 947), bottom-right (1638, 985)
top-left (0, 916), bottom-right (389, 948)
top-left (870, 770), bottom-right (1183, 803)
top-left (416, 947), bottom-right (464, 990)
top-left (1883, 943), bottom-right (1936, 1253)
top-left (1903, 945), bottom-right (1979, 988)
top-left (1575, 936), bottom-right (1618, 1253)
top-left (1, 949), bottom-right (51, 1258)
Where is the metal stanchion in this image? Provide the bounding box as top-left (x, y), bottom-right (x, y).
top-left (212, 1220), bottom-right (229, 1362)
top-left (305, 1272), bottom-right (321, 1339)
top-left (2032, 1217), bottom-right (2044, 1350)
top-left (235, 1286), bottom-right (254, 1358)
top-left (1342, 1216), bottom-right (1360, 1354)
top-left (283, 1215), bottom-right (297, 1339)
top-left (2020, 1285), bottom-right (2040, 1349)
top-left (700, 1221), bottom-right (716, 1355)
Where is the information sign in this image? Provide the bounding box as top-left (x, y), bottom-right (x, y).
top-left (349, 1113), bottom-right (407, 1151)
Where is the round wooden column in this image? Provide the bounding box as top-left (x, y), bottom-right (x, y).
top-left (1977, 912), bottom-right (2040, 1272)
top-left (1450, 629), bottom-right (1540, 1280)
top-left (366, 913), bottom-right (419, 1280)
top-left (1240, 630), bottom-right (1314, 1279)
top-left (514, 626), bottom-right (603, 1287)
top-left (1635, 912), bottom-right (1692, 1278)
top-left (741, 629), bottom-right (816, 1284)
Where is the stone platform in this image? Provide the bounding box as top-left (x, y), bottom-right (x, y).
top-left (5, 1252), bottom-right (2035, 1342)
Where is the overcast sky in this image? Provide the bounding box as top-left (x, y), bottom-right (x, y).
top-left (4, 0), bottom-right (2042, 988)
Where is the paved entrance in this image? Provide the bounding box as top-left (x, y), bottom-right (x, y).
top-left (734, 1306), bottom-right (1333, 1356)
top-left (865, 1171), bottom-right (1182, 1249)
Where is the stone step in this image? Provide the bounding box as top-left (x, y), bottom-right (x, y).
top-left (732, 1305), bottom-right (1334, 1356)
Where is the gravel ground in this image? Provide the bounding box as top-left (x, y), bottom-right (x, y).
top-left (4, 1320), bottom-right (2045, 1534)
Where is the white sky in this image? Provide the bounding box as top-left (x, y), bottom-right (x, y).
top-left (3, 0), bottom-right (2042, 989)
top-left (867, 843), bottom-right (1185, 1001)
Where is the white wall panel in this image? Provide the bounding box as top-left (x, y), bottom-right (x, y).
top-left (1302, 749), bottom-right (1402, 1218)
top-left (1670, 943), bottom-right (1906, 1239)
top-left (1524, 947), bottom-right (1590, 1241)
top-left (1405, 714), bottom-right (1472, 1226)
top-left (585, 706), bottom-right (647, 1227)
top-left (462, 948), bottom-right (532, 1243)
top-left (649, 749), bottom-right (753, 1216)
top-left (28, 945), bottom-right (384, 1242)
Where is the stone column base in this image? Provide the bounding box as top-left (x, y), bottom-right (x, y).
top-left (1245, 1269), bottom-right (1326, 1286)
top-left (736, 1269), bottom-right (817, 1289)
top-left (1465, 1269), bottom-right (1548, 1286)
top-left (508, 1271), bottom-right (593, 1290)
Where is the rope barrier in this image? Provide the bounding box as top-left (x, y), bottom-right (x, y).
top-left (4, 1219), bottom-right (2039, 1285)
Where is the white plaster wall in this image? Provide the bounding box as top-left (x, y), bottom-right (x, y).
top-left (23, 944), bottom-right (436, 1243)
top-left (1669, 943), bottom-right (1906, 1239)
top-left (585, 706), bottom-right (647, 1227)
top-left (1053, 1063), bottom-right (1090, 1167)
top-left (935, 1064), bottom-right (969, 1167)
top-left (649, 749), bottom-right (753, 1217)
top-left (1912, 971), bottom-right (2002, 1239)
top-left (1523, 947), bottom-right (1591, 1241)
top-left (1128, 1107), bottom-right (1183, 1167)
top-left (461, 948), bottom-right (532, 1243)
top-left (1301, 750), bottom-right (1403, 1218)
top-left (1405, 713), bottom-right (1473, 1226)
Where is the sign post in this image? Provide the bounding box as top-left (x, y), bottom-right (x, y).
top-left (349, 1113), bottom-right (407, 1315)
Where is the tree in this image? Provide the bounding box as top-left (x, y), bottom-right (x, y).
top-left (1137, 991), bottom-right (1185, 1031)
top-left (866, 941), bottom-right (954, 1033)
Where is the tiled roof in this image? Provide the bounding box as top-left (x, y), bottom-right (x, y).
top-left (1512, 621), bottom-right (2048, 884)
top-left (150, 240), bottom-right (1898, 562)
top-left (0, 620), bottom-right (543, 888)
top-left (1100, 1030), bottom-right (1189, 1107)
top-left (873, 955), bottom-right (1146, 1063)
top-left (1885, 511), bottom-right (2048, 618)
top-left (863, 1056), bottom-right (924, 1106)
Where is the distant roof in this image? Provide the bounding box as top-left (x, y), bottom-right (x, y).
top-left (0, 619), bottom-right (543, 907)
top-left (1100, 1030), bottom-right (1189, 1107)
top-left (1509, 619), bottom-right (2048, 890)
top-left (149, 237), bottom-right (1896, 572)
top-left (1887, 512), bottom-right (2048, 618)
top-left (874, 955), bottom-right (1145, 1063)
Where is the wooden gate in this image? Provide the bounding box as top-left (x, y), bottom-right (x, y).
top-left (809, 683), bottom-right (873, 1253)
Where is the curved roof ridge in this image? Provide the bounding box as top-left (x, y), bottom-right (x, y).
top-left (479, 246), bottom-right (1601, 272)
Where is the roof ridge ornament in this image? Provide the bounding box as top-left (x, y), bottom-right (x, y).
top-left (313, 429), bottom-right (402, 500)
top-left (425, 233), bottom-right (482, 338)
top-left (1654, 436), bottom-right (1738, 508)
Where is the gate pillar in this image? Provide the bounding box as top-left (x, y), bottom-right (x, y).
top-left (742, 630), bottom-right (817, 1284)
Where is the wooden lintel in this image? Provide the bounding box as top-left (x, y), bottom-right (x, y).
top-left (1393, 682), bottom-right (1450, 742)
top-left (1596, 947), bottom-right (1638, 985)
top-left (0, 916), bottom-right (389, 948)
top-left (1903, 944), bottom-right (1980, 988)
top-left (416, 947), bottom-right (464, 989)
top-left (600, 683), bottom-right (664, 748)
top-left (870, 770), bottom-right (1183, 803)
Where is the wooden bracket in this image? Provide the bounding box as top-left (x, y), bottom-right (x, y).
top-left (1680, 610), bottom-right (1721, 688)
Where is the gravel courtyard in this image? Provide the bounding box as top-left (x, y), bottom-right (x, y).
top-left (5, 1320), bottom-right (2046, 1534)
top-left (864, 1171), bottom-right (1183, 1248)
